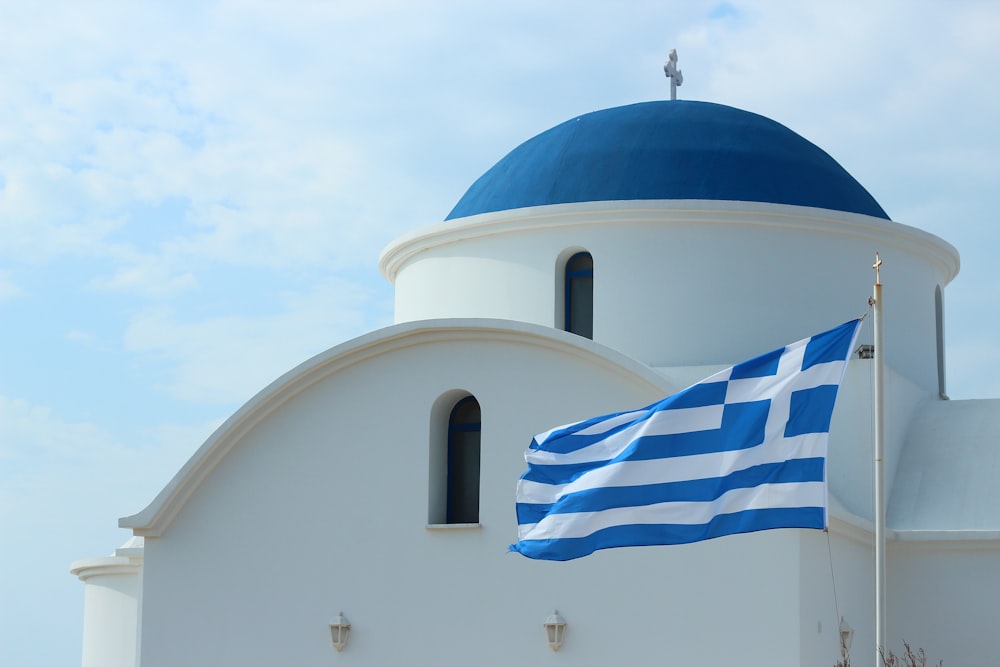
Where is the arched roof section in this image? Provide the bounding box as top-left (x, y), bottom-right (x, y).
top-left (119, 319), bottom-right (673, 537)
top-left (889, 398), bottom-right (1000, 534)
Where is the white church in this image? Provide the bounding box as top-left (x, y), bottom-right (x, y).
top-left (72, 80), bottom-right (1000, 666)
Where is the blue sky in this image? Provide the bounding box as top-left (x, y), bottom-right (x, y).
top-left (2, 2), bottom-right (999, 665)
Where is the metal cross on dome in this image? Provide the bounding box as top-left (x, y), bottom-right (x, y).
top-left (664, 48), bottom-right (683, 100)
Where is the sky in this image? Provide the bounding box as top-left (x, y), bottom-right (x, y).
top-left (1, 1), bottom-right (998, 665)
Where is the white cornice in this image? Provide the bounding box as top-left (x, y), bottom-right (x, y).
top-left (825, 495), bottom-right (1000, 549)
top-left (891, 530), bottom-right (1000, 548)
top-left (378, 200), bottom-right (960, 285)
top-left (70, 555), bottom-right (142, 581)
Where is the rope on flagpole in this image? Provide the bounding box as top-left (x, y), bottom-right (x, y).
top-left (826, 529), bottom-right (844, 654)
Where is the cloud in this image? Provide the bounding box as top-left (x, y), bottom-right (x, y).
top-left (0, 2), bottom-right (714, 284)
top-left (88, 257), bottom-right (199, 297)
top-left (0, 392), bottom-right (211, 497)
top-left (0, 270), bottom-right (23, 302)
top-left (1, 4), bottom-right (398, 279)
top-left (0, 392), bottom-right (219, 667)
top-left (0, 395), bottom-right (112, 463)
top-left (123, 276), bottom-right (391, 404)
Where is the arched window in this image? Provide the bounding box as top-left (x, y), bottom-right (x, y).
top-left (446, 396), bottom-right (481, 524)
top-left (564, 252), bottom-right (593, 339)
top-left (935, 285), bottom-right (947, 399)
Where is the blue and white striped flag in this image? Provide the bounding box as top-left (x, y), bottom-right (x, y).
top-left (511, 319), bottom-right (862, 561)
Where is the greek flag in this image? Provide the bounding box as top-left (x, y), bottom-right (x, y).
top-left (511, 319), bottom-right (862, 561)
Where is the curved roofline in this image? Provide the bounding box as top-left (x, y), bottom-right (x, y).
top-left (380, 200), bottom-right (960, 285)
top-left (119, 319), bottom-right (673, 537)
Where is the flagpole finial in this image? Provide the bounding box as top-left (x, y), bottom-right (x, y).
top-left (873, 252), bottom-right (883, 285)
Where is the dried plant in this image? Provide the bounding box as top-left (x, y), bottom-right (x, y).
top-left (879, 642), bottom-right (943, 667)
top-left (835, 641), bottom-right (942, 667)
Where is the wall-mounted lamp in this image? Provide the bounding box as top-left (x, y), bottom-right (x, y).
top-left (329, 611), bottom-right (351, 652)
top-left (543, 610), bottom-right (566, 651)
top-left (839, 616), bottom-right (854, 658)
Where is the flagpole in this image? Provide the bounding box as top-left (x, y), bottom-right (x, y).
top-left (872, 252), bottom-right (886, 666)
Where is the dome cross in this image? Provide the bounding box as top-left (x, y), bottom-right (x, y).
top-left (664, 49), bottom-right (684, 100)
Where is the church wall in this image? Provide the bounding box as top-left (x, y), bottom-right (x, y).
top-left (386, 203), bottom-right (956, 396)
top-left (392, 233), bottom-right (558, 327)
top-left (592, 218), bottom-right (942, 386)
top-left (887, 541), bottom-right (1000, 666)
top-left (889, 398), bottom-right (1000, 532)
top-left (798, 526), bottom-right (877, 666)
top-left (827, 362), bottom-right (930, 523)
top-left (136, 330), bottom-right (818, 666)
top-left (74, 565), bottom-right (141, 667)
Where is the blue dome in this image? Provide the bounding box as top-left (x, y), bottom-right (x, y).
top-left (446, 100), bottom-right (888, 220)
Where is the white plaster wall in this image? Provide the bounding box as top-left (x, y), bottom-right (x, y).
top-left (135, 327), bottom-right (829, 667)
top-left (391, 235), bottom-right (557, 326)
top-left (827, 362), bottom-right (931, 523)
top-left (889, 398), bottom-right (1000, 531)
top-left (382, 201), bottom-right (958, 395)
top-left (798, 527), bottom-right (876, 666)
top-left (887, 541), bottom-right (1000, 665)
top-left (72, 563), bottom-right (140, 667)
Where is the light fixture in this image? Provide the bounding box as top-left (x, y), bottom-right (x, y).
top-left (543, 610), bottom-right (566, 651)
top-left (329, 611), bottom-right (351, 652)
top-left (839, 616), bottom-right (854, 658)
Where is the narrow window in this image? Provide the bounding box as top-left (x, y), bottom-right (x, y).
top-left (447, 396), bottom-right (481, 523)
top-left (935, 285), bottom-right (947, 398)
top-left (564, 252), bottom-right (593, 339)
